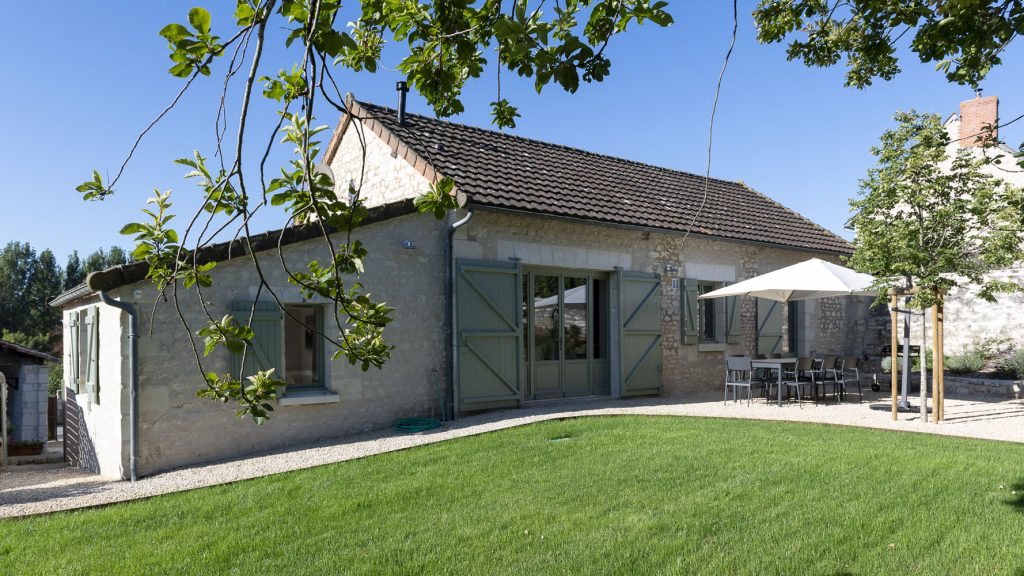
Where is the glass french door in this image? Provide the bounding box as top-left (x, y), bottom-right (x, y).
top-left (524, 270), bottom-right (608, 399)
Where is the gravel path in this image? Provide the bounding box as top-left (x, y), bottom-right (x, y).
top-left (3, 389), bottom-right (1023, 518)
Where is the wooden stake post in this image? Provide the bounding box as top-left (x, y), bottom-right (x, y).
top-left (890, 294), bottom-right (899, 420)
top-left (929, 302), bottom-right (946, 423)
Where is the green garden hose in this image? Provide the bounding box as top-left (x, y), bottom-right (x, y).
top-left (393, 372), bottom-right (446, 434)
top-left (394, 418), bottom-right (442, 434)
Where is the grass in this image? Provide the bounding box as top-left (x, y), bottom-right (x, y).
top-left (3, 416), bottom-right (1024, 575)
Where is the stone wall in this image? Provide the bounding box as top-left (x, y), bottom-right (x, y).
top-left (455, 209), bottom-right (872, 395)
top-left (120, 212), bottom-right (448, 477)
top-left (936, 114), bottom-right (1024, 355)
top-left (329, 116), bottom-right (431, 209)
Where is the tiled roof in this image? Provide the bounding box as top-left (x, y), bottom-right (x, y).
top-left (351, 100), bottom-right (852, 255)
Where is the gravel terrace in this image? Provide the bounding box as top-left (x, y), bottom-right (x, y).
top-left (3, 388), bottom-right (1023, 519)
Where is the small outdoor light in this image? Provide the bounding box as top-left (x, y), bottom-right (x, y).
top-left (314, 161), bottom-right (335, 183)
top-left (401, 240), bottom-right (416, 251)
top-left (664, 263), bottom-right (679, 274)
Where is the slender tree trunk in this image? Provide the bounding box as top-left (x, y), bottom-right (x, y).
top-left (920, 311), bottom-right (928, 422)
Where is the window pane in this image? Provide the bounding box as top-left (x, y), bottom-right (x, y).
top-left (284, 305), bottom-right (321, 387)
top-left (592, 279), bottom-right (607, 359)
top-left (533, 275), bottom-right (559, 361)
top-left (698, 284), bottom-right (716, 341)
top-left (563, 276), bottom-right (588, 360)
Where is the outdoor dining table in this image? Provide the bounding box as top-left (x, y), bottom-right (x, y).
top-left (750, 358), bottom-right (798, 407)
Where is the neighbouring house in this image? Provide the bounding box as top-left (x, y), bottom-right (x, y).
top-left (928, 94), bottom-right (1024, 354)
top-left (51, 92), bottom-right (875, 479)
top-left (0, 339), bottom-right (55, 446)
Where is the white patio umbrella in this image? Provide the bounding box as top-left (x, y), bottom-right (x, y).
top-left (697, 258), bottom-right (876, 302)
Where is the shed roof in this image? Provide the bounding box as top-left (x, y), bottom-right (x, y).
top-left (0, 339), bottom-right (58, 363)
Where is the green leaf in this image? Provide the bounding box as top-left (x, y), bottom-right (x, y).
top-left (234, 2), bottom-right (256, 25)
top-left (159, 23), bottom-right (190, 44)
top-left (119, 223), bottom-right (147, 235)
top-left (188, 7), bottom-right (211, 34)
top-left (169, 62), bottom-right (193, 78)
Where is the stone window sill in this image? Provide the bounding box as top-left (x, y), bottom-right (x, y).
top-left (279, 390), bottom-right (340, 406)
top-left (697, 342), bottom-right (726, 353)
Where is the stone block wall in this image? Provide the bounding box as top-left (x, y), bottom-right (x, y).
top-left (456, 210), bottom-right (872, 395)
top-left (10, 364), bottom-right (49, 442)
top-left (329, 115), bottom-right (432, 209)
top-left (123, 212), bottom-right (448, 477)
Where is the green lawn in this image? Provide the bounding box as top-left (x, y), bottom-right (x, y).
top-left (3, 416), bottom-right (1024, 575)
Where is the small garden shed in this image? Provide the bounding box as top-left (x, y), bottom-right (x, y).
top-left (0, 339), bottom-right (54, 447)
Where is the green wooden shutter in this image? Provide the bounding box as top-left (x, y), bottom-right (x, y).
top-left (231, 301), bottom-right (284, 382)
top-left (681, 278), bottom-right (699, 345)
top-left (455, 260), bottom-right (522, 413)
top-left (725, 283), bottom-right (741, 344)
top-left (620, 272), bottom-right (662, 397)
top-left (68, 312), bottom-right (81, 393)
top-left (84, 306), bottom-right (99, 403)
top-left (757, 299), bottom-right (783, 355)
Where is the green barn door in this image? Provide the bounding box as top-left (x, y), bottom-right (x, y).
top-left (757, 298), bottom-right (784, 355)
top-left (619, 272), bottom-right (662, 397)
top-left (456, 260), bottom-right (523, 413)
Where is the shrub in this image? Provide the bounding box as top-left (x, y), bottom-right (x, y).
top-left (945, 349), bottom-right (986, 374)
top-left (1001, 349), bottom-right (1024, 379)
top-left (881, 356), bottom-right (891, 373)
top-left (48, 364), bottom-right (63, 396)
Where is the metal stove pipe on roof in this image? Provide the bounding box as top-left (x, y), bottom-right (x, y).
top-left (396, 80), bottom-right (409, 125)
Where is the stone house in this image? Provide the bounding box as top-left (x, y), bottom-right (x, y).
top-left (0, 339), bottom-right (54, 446)
top-left (51, 94), bottom-right (870, 479)
top-left (929, 95), bottom-right (1024, 354)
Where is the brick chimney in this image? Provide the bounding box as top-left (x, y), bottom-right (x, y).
top-left (959, 94), bottom-right (998, 147)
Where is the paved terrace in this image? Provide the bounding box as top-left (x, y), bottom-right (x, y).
top-left (3, 388), bottom-right (1023, 518)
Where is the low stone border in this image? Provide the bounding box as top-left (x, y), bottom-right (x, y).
top-left (944, 376), bottom-right (1022, 399)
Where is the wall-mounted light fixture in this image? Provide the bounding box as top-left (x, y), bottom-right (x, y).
top-left (664, 263), bottom-right (679, 274)
top-left (314, 161), bottom-right (335, 183)
top-left (401, 240), bottom-right (417, 251)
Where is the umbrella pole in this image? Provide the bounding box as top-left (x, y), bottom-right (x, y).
top-left (890, 294), bottom-right (898, 421)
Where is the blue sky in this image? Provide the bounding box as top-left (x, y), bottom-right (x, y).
top-left (1, 1), bottom-right (1021, 265)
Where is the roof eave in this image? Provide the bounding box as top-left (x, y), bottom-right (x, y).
top-left (49, 198), bottom-right (419, 308)
top-left (467, 203), bottom-right (854, 257)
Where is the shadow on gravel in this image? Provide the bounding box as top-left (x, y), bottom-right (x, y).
top-left (1, 480), bottom-right (112, 507)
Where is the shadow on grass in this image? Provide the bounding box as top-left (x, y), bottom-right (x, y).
top-left (1007, 481), bottom-right (1024, 512)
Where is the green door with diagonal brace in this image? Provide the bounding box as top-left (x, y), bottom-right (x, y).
top-left (456, 260), bottom-right (522, 413)
top-left (620, 272), bottom-right (662, 396)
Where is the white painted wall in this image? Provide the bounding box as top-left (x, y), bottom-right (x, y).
top-left (62, 301), bottom-right (128, 478)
